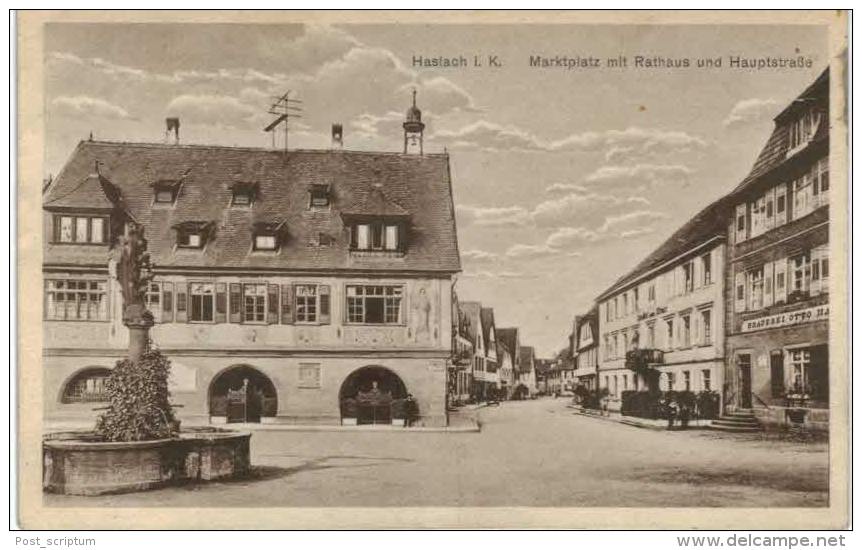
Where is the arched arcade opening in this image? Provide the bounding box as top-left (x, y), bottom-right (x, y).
top-left (339, 365), bottom-right (409, 425)
top-left (209, 365), bottom-right (278, 423)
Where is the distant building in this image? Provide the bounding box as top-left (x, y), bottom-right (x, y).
top-left (596, 199), bottom-right (729, 411)
top-left (496, 340), bottom-right (516, 400)
top-left (43, 95), bottom-right (461, 427)
top-left (450, 294), bottom-right (474, 403)
top-left (497, 327), bottom-right (522, 399)
top-left (459, 302), bottom-right (499, 401)
top-left (517, 345), bottom-right (538, 399)
top-left (572, 307), bottom-right (599, 390)
top-left (724, 69), bottom-right (829, 430)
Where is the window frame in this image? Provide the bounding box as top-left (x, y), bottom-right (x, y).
top-left (44, 278), bottom-right (109, 322)
top-left (189, 281), bottom-right (216, 323)
top-left (344, 284), bottom-right (405, 325)
top-left (294, 283), bottom-right (320, 324)
top-left (53, 214), bottom-right (109, 245)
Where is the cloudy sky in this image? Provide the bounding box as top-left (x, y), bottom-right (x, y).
top-left (44, 22), bottom-right (827, 356)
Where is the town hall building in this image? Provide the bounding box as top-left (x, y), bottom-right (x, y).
top-left (42, 96), bottom-right (462, 427)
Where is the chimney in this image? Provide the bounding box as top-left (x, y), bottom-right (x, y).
top-left (165, 117), bottom-right (180, 144)
top-left (331, 123), bottom-right (343, 149)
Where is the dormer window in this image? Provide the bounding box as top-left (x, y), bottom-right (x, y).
top-left (309, 183), bottom-right (331, 208)
top-left (787, 106), bottom-right (822, 153)
top-left (252, 222), bottom-right (283, 252)
top-left (152, 180), bottom-right (180, 205)
top-left (350, 221), bottom-right (402, 251)
top-left (231, 182), bottom-right (258, 207)
top-left (174, 221), bottom-right (210, 249)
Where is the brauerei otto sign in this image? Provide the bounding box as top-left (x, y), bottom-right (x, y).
top-left (741, 305), bottom-right (829, 333)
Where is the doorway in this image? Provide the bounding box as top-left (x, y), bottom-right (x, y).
top-left (738, 354), bottom-right (752, 409)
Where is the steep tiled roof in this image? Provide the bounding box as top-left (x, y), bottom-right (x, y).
top-left (44, 170), bottom-right (122, 211)
top-left (497, 327), bottom-right (519, 363)
top-left (597, 197), bottom-right (730, 301)
top-left (730, 68), bottom-right (829, 197)
top-left (43, 141), bottom-right (461, 273)
top-left (518, 346), bottom-right (535, 373)
top-left (458, 301), bottom-right (482, 345)
top-left (479, 307), bottom-right (495, 354)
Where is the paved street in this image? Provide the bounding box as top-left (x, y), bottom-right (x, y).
top-left (46, 398), bottom-right (828, 508)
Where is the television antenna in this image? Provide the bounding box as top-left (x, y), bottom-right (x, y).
top-left (263, 91), bottom-right (303, 154)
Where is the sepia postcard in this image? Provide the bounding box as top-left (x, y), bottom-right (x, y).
top-left (16, 10), bottom-right (849, 530)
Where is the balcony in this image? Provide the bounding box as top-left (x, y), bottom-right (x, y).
top-left (625, 348), bottom-right (664, 371)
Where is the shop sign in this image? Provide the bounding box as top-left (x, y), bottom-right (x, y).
top-left (741, 305), bottom-right (829, 333)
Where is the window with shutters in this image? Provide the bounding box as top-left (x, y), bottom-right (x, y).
top-left (747, 267), bottom-right (764, 310)
top-left (700, 308), bottom-right (712, 345)
top-left (45, 279), bottom-right (108, 321)
top-left (682, 261), bottom-right (694, 293)
top-left (190, 282), bottom-right (215, 322)
top-left (680, 314), bottom-right (691, 347)
top-left (790, 252), bottom-right (811, 295)
top-left (242, 283), bottom-right (267, 323)
top-left (295, 284), bottom-right (318, 323)
top-left (664, 317), bottom-right (674, 350)
top-left (144, 282), bottom-right (162, 323)
top-left (701, 253), bottom-right (712, 286)
top-left (735, 204), bottom-right (747, 243)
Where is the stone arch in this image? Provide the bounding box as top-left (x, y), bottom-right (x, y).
top-left (59, 366), bottom-right (113, 404)
top-left (208, 364), bottom-right (278, 423)
top-left (338, 365), bottom-right (409, 425)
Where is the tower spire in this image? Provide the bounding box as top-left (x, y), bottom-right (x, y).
top-left (403, 89), bottom-right (425, 155)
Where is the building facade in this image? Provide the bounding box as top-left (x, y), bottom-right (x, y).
top-left (596, 201), bottom-right (728, 411)
top-left (724, 69), bottom-right (830, 430)
top-left (572, 307), bottom-right (599, 390)
top-left (450, 294), bottom-right (474, 404)
top-left (43, 100), bottom-right (461, 427)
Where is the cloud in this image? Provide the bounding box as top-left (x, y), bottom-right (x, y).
top-left (544, 226), bottom-right (603, 249)
top-left (583, 163), bottom-right (693, 189)
top-left (456, 204), bottom-right (532, 227)
top-left (461, 249), bottom-right (499, 263)
top-left (50, 95), bottom-right (133, 120)
top-left (462, 269), bottom-right (535, 280)
top-left (598, 210), bottom-right (669, 233)
top-left (723, 98), bottom-right (780, 128)
top-left (545, 182), bottom-right (588, 194)
top-left (432, 123), bottom-right (708, 157)
top-left (531, 190), bottom-right (650, 228)
top-left (502, 209), bottom-right (668, 261)
top-left (166, 94), bottom-right (261, 128)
